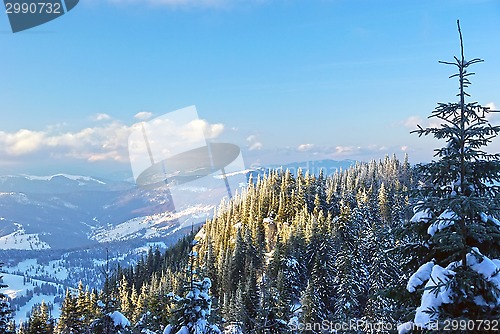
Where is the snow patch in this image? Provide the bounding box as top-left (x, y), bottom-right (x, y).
top-left (0, 273), bottom-right (64, 324)
top-left (90, 205), bottom-right (213, 243)
top-left (22, 174), bottom-right (106, 185)
top-left (407, 261), bottom-right (435, 293)
top-left (427, 209), bottom-right (457, 236)
top-left (0, 227), bottom-right (50, 250)
top-left (410, 208), bottom-right (431, 223)
top-left (467, 248), bottom-right (500, 304)
top-left (5, 258), bottom-right (68, 281)
top-left (480, 212), bottom-right (500, 227)
top-left (397, 321), bottom-right (414, 334)
top-left (109, 310), bottom-right (130, 328)
top-left (414, 265), bottom-right (455, 328)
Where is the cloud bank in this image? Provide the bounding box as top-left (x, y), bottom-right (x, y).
top-left (0, 117), bottom-right (225, 169)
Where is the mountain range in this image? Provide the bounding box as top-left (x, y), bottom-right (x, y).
top-left (0, 159), bottom-right (356, 251)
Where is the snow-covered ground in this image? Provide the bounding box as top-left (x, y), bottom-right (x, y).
top-left (90, 205), bottom-right (213, 242)
top-left (20, 174), bottom-right (106, 185)
top-left (0, 225), bottom-right (50, 250)
top-left (5, 258), bottom-right (68, 281)
top-left (1, 273), bottom-right (63, 324)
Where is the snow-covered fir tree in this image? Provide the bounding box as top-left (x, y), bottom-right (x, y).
top-left (400, 20), bottom-right (500, 333)
top-left (25, 301), bottom-right (55, 334)
top-left (8, 155), bottom-right (413, 334)
top-left (0, 263), bottom-right (14, 333)
top-left (166, 239), bottom-right (221, 334)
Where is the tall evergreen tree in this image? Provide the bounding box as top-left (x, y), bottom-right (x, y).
top-left (27, 301), bottom-right (54, 334)
top-left (56, 289), bottom-right (82, 334)
top-left (401, 20), bottom-right (500, 332)
top-left (0, 263), bottom-right (13, 333)
top-left (333, 204), bottom-right (364, 323)
top-left (166, 239), bottom-right (221, 334)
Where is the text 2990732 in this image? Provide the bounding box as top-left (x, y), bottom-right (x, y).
top-left (5, 2), bottom-right (62, 14)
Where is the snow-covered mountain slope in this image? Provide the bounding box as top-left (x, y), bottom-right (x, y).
top-left (1, 272), bottom-right (64, 324)
top-left (0, 224), bottom-right (50, 250)
top-left (0, 240), bottom-right (172, 324)
top-left (90, 204), bottom-right (212, 243)
top-left (0, 175), bottom-right (174, 249)
top-left (0, 160), bottom-right (355, 250)
top-left (0, 174), bottom-right (127, 193)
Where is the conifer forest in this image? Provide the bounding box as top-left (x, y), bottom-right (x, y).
top-left (1, 21), bottom-right (500, 334)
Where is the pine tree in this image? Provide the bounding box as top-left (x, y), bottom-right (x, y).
top-left (0, 263), bottom-right (13, 333)
top-left (402, 20), bottom-right (500, 332)
top-left (167, 239), bottom-right (221, 334)
top-left (56, 289), bottom-right (82, 334)
top-left (333, 204), bottom-right (364, 323)
top-left (27, 301), bottom-right (54, 334)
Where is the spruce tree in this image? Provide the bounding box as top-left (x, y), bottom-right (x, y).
top-left (402, 20), bottom-right (500, 332)
top-left (299, 279), bottom-right (324, 334)
top-left (0, 263), bottom-right (13, 333)
top-left (27, 301), bottom-right (54, 334)
top-left (333, 203), bottom-right (364, 323)
top-left (167, 239), bottom-right (221, 334)
top-left (57, 289), bottom-right (82, 334)
top-left (76, 281), bottom-right (92, 331)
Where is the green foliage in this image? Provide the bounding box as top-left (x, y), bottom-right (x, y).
top-left (195, 157), bottom-right (413, 332)
top-left (0, 264), bottom-right (14, 333)
top-left (19, 154), bottom-right (414, 333)
top-left (25, 301), bottom-right (55, 334)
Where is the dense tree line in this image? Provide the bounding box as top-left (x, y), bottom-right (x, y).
top-left (194, 155), bottom-right (413, 333)
top-left (8, 155), bottom-right (415, 333)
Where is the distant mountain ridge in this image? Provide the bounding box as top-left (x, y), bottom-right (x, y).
top-left (0, 174), bottom-right (132, 194)
top-left (0, 174), bottom-right (173, 249)
top-left (269, 159), bottom-right (357, 174)
top-left (0, 159), bottom-right (357, 250)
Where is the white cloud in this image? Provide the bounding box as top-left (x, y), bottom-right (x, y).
top-left (246, 135), bottom-right (256, 142)
top-left (249, 142), bottom-right (263, 151)
top-left (184, 119), bottom-right (224, 139)
top-left (0, 129), bottom-right (45, 156)
top-left (328, 144), bottom-right (399, 159)
top-left (297, 143), bottom-right (314, 152)
top-left (93, 113), bottom-right (112, 121)
top-left (134, 111), bottom-right (154, 121)
top-left (246, 135), bottom-right (262, 151)
top-left (485, 102), bottom-right (500, 122)
top-left (0, 107), bottom-right (231, 177)
top-left (0, 122), bottom-right (132, 163)
top-left (334, 145), bottom-right (358, 155)
top-left (402, 115), bottom-right (423, 130)
top-left (401, 114), bottom-right (443, 130)
top-left (486, 102), bottom-right (497, 110)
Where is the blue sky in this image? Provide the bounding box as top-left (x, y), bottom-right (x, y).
top-left (0, 0), bottom-right (499, 178)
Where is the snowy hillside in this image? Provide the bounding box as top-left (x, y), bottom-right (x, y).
top-left (0, 224), bottom-right (50, 250)
top-left (0, 240), bottom-right (171, 324)
top-left (90, 205), bottom-right (213, 243)
top-left (1, 273), bottom-right (64, 324)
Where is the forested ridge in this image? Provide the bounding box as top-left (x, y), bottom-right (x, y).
top-left (5, 155), bottom-right (420, 333)
top-left (194, 155), bottom-right (414, 332)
